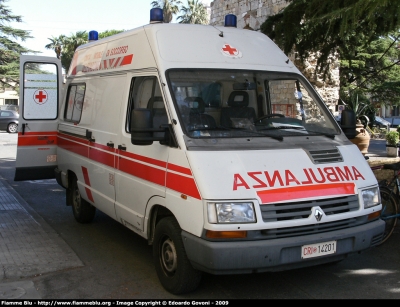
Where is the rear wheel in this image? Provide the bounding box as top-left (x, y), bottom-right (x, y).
top-left (379, 188), bottom-right (398, 245)
top-left (7, 123), bottom-right (17, 133)
top-left (69, 177), bottom-right (96, 223)
top-left (153, 217), bottom-right (202, 294)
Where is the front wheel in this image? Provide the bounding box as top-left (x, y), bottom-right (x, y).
top-left (7, 123), bottom-right (18, 133)
top-left (69, 177), bottom-right (96, 223)
top-left (153, 217), bottom-right (202, 294)
top-left (379, 188), bottom-right (398, 245)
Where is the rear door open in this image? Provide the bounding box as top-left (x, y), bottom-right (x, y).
top-left (14, 55), bottom-right (62, 181)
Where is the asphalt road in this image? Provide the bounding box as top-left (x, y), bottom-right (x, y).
top-left (1, 131), bottom-right (400, 300)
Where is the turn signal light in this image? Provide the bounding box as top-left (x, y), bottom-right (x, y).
top-left (368, 211), bottom-right (381, 220)
top-left (206, 230), bottom-right (247, 239)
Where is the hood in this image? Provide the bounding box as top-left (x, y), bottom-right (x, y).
top-left (186, 145), bottom-right (376, 203)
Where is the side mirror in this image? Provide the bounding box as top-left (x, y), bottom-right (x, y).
top-left (340, 109), bottom-right (357, 139)
top-left (131, 108), bottom-right (153, 145)
top-left (130, 108), bottom-right (178, 147)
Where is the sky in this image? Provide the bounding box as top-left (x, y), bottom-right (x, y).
top-left (8, 0), bottom-right (211, 58)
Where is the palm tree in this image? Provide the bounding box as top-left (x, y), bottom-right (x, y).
top-left (151, 0), bottom-right (182, 23)
top-left (64, 31), bottom-right (88, 54)
top-left (177, 0), bottom-right (209, 24)
top-left (45, 35), bottom-right (67, 59)
top-left (61, 31), bottom-right (88, 72)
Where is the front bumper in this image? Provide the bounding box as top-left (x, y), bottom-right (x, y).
top-left (182, 219), bottom-right (384, 275)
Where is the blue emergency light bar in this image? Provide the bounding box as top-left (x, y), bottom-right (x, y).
top-left (150, 8), bottom-right (163, 23)
top-left (224, 14), bottom-right (237, 27)
top-left (88, 31), bottom-right (98, 41)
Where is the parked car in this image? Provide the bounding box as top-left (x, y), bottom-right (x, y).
top-left (0, 110), bottom-right (19, 133)
top-left (373, 116), bottom-right (391, 131)
top-left (0, 104), bottom-right (19, 113)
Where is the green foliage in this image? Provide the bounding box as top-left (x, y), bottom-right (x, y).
top-left (177, 0), bottom-right (209, 24)
top-left (98, 30), bottom-right (123, 39)
top-left (0, 0), bottom-right (35, 90)
top-left (260, 0), bottom-right (400, 108)
top-left (45, 30), bottom-right (124, 73)
top-left (386, 130), bottom-right (399, 145)
top-left (151, 0), bottom-right (182, 23)
top-left (340, 89), bottom-right (376, 127)
top-left (340, 33), bottom-right (400, 106)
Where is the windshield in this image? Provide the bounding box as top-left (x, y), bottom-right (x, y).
top-left (167, 69), bottom-right (340, 139)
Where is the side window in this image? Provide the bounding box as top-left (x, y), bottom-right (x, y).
top-left (1, 111), bottom-right (11, 117)
top-left (64, 84), bottom-right (86, 123)
top-left (126, 76), bottom-right (166, 133)
top-left (23, 62), bottom-right (58, 120)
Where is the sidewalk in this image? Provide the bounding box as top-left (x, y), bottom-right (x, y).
top-left (0, 174), bottom-right (83, 299)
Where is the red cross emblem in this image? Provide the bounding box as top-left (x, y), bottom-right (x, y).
top-left (33, 89), bottom-right (48, 105)
top-left (221, 44), bottom-right (242, 58)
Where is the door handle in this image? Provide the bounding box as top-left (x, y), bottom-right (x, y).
top-left (118, 145), bottom-right (126, 151)
top-left (107, 142), bottom-right (114, 148)
top-left (22, 123), bottom-right (27, 135)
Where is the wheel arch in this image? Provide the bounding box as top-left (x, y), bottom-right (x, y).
top-left (147, 204), bottom-right (175, 245)
top-left (66, 170), bottom-right (77, 207)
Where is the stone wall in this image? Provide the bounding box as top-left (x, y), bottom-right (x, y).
top-left (209, 0), bottom-right (340, 113)
top-left (210, 0), bottom-right (288, 30)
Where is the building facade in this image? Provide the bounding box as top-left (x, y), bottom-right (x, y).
top-left (0, 85), bottom-right (18, 108)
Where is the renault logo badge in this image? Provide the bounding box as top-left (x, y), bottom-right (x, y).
top-left (315, 209), bottom-right (323, 222)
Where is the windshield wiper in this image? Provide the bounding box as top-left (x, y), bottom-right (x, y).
top-left (190, 125), bottom-right (283, 141)
top-left (235, 128), bottom-right (284, 141)
top-left (306, 130), bottom-right (336, 139)
top-left (258, 126), bottom-right (335, 139)
top-left (258, 126), bottom-right (305, 131)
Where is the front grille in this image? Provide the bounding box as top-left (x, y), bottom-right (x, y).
top-left (261, 195), bottom-right (359, 222)
top-left (371, 233), bottom-right (384, 246)
top-left (308, 148), bottom-right (343, 164)
top-left (260, 216), bottom-right (368, 239)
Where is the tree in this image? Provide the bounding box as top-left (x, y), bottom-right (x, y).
top-left (98, 30), bottom-right (124, 39)
top-left (260, 0), bottom-right (400, 107)
top-left (340, 33), bottom-right (400, 105)
top-left (0, 0), bottom-right (34, 90)
top-left (151, 0), bottom-right (181, 23)
top-left (45, 35), bottom-right (67, 59)
top-left (177, 0), bottom-right (208, 24)
top-left (46, 30), bottom-right (124, 73)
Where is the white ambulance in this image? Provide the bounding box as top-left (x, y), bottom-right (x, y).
top-left (15, 9), bottom-right (384, 294)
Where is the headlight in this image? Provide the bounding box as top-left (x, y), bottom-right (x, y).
top-left (207, 202), bottom-right (256, 223)
top-left (362, 187), bottom-right (381, 209)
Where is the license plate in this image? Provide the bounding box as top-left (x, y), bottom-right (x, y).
top-left (301, 240), bottom-right (336, 259)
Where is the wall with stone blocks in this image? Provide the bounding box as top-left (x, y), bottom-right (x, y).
top-left (209, 0), bottom-right (339, 112)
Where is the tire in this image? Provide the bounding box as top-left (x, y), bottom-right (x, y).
top-left (70, 177), bottom-right (96, 223)
top-left (379, 188), bottom-right (398, 245)
top-left (153, 217), bottom-right (202, 294)
top-left (7, 123), bottom-right (18, 133)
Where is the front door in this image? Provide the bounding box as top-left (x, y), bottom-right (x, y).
top-left (114, 74), bottom-right (169, 233)
top-left (14, 55), bottom-right (62, 181)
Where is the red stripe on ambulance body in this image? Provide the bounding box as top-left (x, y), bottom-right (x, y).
top-left (121, 54), bottom-right (133, 65)
top-left (57, 132), bottom-right (200, 199)
top-left (81, 166), bottom-right (95, 203)
top-left (166, 171), bottom-right (201, 199)
top-left (257, 183), bottom-right (356, 204)
top-left (17, 131), bottom-right (58, 147)
top-left (58, 133), bottom-right (89, 158)
top-left (89, 143), bottom-right (116, 168)
top-left (118, 155), bottom-right (166, 187)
